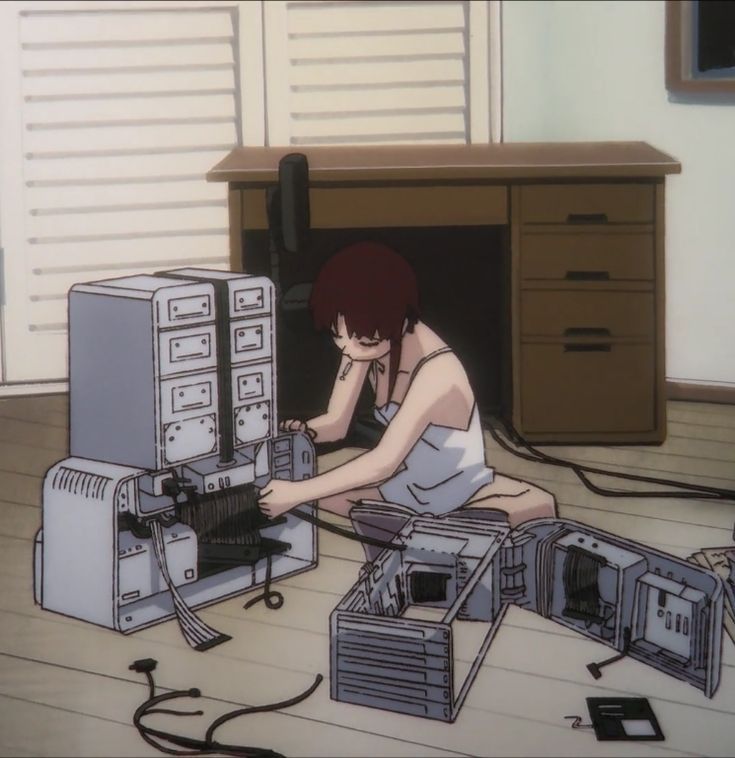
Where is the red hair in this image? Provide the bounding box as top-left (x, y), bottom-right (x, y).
top-left (309, 241), bottom-right (420, 399)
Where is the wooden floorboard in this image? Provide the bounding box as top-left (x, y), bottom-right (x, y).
top-left (0, 416), bottom-right (67, 453)
top-left (1, 395), bottom-right (734, 756)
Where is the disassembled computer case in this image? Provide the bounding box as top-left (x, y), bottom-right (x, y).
top-left (331, 511), bottom-right (724, 722)
top-left (35, 269), bottom-right (317, 636)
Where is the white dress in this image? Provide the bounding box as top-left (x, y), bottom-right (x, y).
top-left (372, 347), bottom-right (494, 516)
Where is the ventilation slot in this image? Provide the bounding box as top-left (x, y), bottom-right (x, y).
top-left (52, 466), bottom-right (110, 499)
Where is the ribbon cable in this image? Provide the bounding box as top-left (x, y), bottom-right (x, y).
top-left (149, 520), bottom-right (231, 651)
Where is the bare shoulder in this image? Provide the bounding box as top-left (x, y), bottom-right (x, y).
top-left (416, 349), bottom-right (465, 389)
top-left (407, 351), bottom-right (473, 428)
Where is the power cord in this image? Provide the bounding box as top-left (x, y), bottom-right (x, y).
top-left (289, 507), bottom-right (406, 552)
top-left (587, 627), bottom-right (632, 680)
top-left (483, 414), bottom-right (735, 502)
top-left (129, 658), bottom-right (322, 757)
top-left (244, 553), bottom-right (284, 611)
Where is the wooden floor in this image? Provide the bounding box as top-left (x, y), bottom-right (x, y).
top-left (1, 394), bottom-right (734, 757)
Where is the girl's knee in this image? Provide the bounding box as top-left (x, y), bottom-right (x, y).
top-left (534, 488), bottom-right (557, 519)
top-left (318, 492), bottom-right (351, 517)
top-left (505, 485), bottom-right (557, 527)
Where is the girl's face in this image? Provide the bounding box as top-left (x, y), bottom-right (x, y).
top-left (331, 314), bottom-right (391, 362)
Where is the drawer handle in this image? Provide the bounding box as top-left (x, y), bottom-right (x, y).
top-left (564, 343), bottom-right (612, 353)
top-left (564, 327), bottom-right (611, 337)
top-left (565, 270), bottom-right (610, 281)
top-left (567, 213), bottom-right (608, 224)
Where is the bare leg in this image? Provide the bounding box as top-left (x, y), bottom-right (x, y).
top-left (462, 473), bottom-right (557, 528)
top-left (318, 486), bottom-right (384, 518)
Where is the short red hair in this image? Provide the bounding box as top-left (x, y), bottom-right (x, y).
top-left (309, 241), bottom-right (419, 339)
top-left (309, 241), bottom-right (420, 397)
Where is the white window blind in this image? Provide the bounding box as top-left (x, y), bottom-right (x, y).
top-left (263, 0), bottom-right (498, 146)
top-left (0, 3), bottom-right (242, 383)
top-left (1, 0), bottom-right (499, 386)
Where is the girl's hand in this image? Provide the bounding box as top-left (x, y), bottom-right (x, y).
top-left (278, 419), bottom-right (317, 439)
top-left (257, 479), bottom-right (309, 519)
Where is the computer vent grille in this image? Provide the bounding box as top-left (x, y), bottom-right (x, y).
top-left (52, 466), bottom-right (111, 500)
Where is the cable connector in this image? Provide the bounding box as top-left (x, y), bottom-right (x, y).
top-left (129, 658), bottom-right (158, 674)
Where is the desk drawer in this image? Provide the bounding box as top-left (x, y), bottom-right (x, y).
top-left (521, 291), bottom-right (654, 338)
top-left (520, 184), bottom-right (654, 224)
top-left (520, 342), bottom-right (654, 433)
top-left (521, 232), bottom-right (654, 281)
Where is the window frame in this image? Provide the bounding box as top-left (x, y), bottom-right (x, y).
top-left (665, 0), bottom-right (735, 94)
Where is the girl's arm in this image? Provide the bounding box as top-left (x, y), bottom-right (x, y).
top-left (260, 354), bottom-right (457, 514)
top-left (303, 353), bottom-right (370, 443)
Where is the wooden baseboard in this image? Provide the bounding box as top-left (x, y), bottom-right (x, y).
top-left (0, 381), bottom-right (68, 398)
top-left (667, 381), bottom-right (735, 405)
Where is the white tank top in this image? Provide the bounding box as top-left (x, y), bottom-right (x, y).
top-left (372, 347), bottom-right (494, 516)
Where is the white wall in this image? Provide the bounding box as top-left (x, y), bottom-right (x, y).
top-left (503, 0), bottom-right (735, 386)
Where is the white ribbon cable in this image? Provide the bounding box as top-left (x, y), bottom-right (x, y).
top-left (149, 520), bottom-right (230, 650)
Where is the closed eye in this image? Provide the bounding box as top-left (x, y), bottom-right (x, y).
top-left (358, 339), bottom-right (381, 347)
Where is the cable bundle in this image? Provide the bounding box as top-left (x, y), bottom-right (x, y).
top-left (177, 485), bottom-right (266, 546)
top-left (562, 545), bottom-right (606, 623)
top-left (130, 657), bottom-right (322, 757)
top-left (483, 415), bottom-right (735, 502)
top-left (149, 520), bottom-right (231, 652)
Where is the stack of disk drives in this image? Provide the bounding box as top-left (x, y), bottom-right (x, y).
top-left (34, 269), bottom-right (316, 636)
top-left (330, 507), bottom-right (726, 721)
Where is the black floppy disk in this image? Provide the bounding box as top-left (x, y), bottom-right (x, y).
top-left (587, 697), bottom-right (664, 741)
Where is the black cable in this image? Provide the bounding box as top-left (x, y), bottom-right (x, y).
top-left (587, 627), bottom-right (632, 680)
top-left (203, 672), bottom-right (322, 745)
top-left (239, 499), bottom-right (404, 616)
top-left (500, 415), bottom-right (735, 498)
top-left (289, 507), bottom-right (406, 552)
top-left (244, 553), bottom-right (284, 610)
top-left (483, 414), bottom-right (735, 502)
top-left (130, 659), bottom-right (322, 757)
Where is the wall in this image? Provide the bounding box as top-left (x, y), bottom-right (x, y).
top-left (503, 0), bottom-right (735, 386)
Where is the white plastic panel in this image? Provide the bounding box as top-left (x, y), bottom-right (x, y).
top-left (158, 325), bottom-right (217, 376)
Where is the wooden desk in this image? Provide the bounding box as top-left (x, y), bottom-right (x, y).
top-left (208, 142), bottom-right (680, 444)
